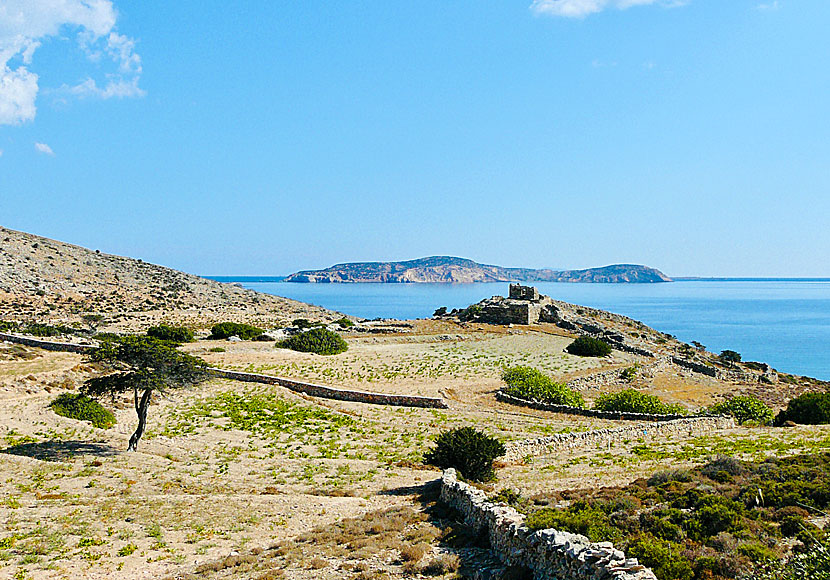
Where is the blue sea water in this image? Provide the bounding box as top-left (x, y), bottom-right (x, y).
top-left (209, 278), bottom-right (830, 381)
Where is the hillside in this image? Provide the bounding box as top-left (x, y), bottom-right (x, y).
top-left (0, 226), bottom-right (341, 331)
top-left (284, 256), bottom-right (672, 284)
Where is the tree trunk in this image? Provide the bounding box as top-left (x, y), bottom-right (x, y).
top-left (127, 387), bottom-right (152, 452)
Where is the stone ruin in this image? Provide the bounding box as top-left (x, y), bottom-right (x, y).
top-left (475, 284), bottom-right (561, 326)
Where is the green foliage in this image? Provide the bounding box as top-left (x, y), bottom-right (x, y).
top-left (433, 307), bottom-right (447, 317)
top-left (276, 327), bottom-right (348, 355)
top-left (24, 323), bottom-right (64, 337)
top-left (83, 335), bottom-right (209, 396)
top-left (620, 365), bottom-right (638, 382)
top-left (627, 535), bottom-right (694, 580)
top-left (208, 347), bottom-right (226, 353)
top-left (457, 304), bottom-right (482, 322)
top-left (0, 321), bottom-right (20, 332)
top-left (208, 322), bottom-right (263, 340)
top-left (424, 426), bottom-right (505, 482)
top-left (292, 318), bottom-right (323, 329)
top-left (146, 324), bottom-right (194, 344)
top-left (49, 393), bottom-right (115, 429)
top-left (526, 501), bottom-right (623, 543)
top-left (334, 317), bottom-right (354, 328)
top-left (501, 366), bottom-right (585, 408)
top-left (524, 453), bottom-right (830, 580)
top-left (708, 395), bottom-right (774, 425)
top-left (719, 349), bottom-right (742, 364)
top-left (755, 540), bottom-right (830, 580)
top-left (565, 336), bottom-right (611, 357)
top-left (776, 392), bottom-right (830, 425)
top-left (593, 389), bottom-right (687, 415)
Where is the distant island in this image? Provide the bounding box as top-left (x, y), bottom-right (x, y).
top-left (284, 256), bottom-right (672, 284)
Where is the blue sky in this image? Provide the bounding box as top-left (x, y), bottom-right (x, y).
top-left (1, 0), bottom-right (828, 277)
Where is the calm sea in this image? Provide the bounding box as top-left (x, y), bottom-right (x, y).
top-left (209, 278), bottom-right (830, 381)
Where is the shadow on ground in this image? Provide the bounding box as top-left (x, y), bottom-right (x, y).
top-left (1, 440), bottom-right (119, 462)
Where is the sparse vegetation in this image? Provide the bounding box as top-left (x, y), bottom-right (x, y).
top-left (334, 317), bottom-right (354, 328)
top-left (566, 336), bottom-right (611, 357)
top-left (501, 366), bottom-right (586, 408)
top-left (209, 322), bottom-right (264, 340)
top-left (424, 426), bottom-right (505, 482)
top-left (49, 393), bottom-right (115, 429)
top-left (719, 350), bottom-right (742, 365)
top-left (276, 327), bottom-right (348, 355)
top-left (593, 388), bottom-right (686, 415)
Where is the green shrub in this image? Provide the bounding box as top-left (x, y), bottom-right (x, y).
top-left (208, 347), bottom-right (226, 353)
top-left (627, 535), bottom-right (694, 580)
top-left (566, 336), bottom-right (611, 357)
top-left (291, 318), bottom-right (324, 329)
top-left (526, 501), bottom-right (623, 543)
top-left (433, 307), bottom-right (447, 317)
top-left (146, 324), bottom-right (194, 343)
top-left (24, 323), bottom-right (63, 337)
top-left (209, 322), bottom-right (263, 340)
top-left (458, 304), bottom-right (482, 322)
top-left (334, 317), bottom-right (354, 328)
top-left (593, 389), bottom-right (686, 415)
top-left (776, 392), bottom-right (830, 425)
top-left (719, 349), bottom-right (742, 364)
top-left (709, 395), bottom-right (774, 425)
top-left (276, 327), bottom-right (348, 355)
top-left (424, 426), bottom-right (505, 482)
top-left (0, 321), bottom-right (19, 332)
top-left (501, 366), bottom-right (585, 408)
top-left (49, 393), bottom-right (115, 429)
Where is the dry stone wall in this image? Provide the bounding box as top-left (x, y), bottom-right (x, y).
top-left (502, 415), bottom-right (735, 461)
top-left (0, 332), bottom-right (95, 353)
top-left (496, 391), bottom-right (692, 422)
top-left (208, 368), bottom-right (448, 408)
top-left (440, 469), bottom-right (657, 580)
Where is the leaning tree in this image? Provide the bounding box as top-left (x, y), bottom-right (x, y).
top-left (83, 335), bottom-right (209, 451)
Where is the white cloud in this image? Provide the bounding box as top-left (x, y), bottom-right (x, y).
top-left (34, 142), bottom-right (53, 155)
top-left (757, 1), bottom-right (780, 11)
top-left (0, 0), bottom-right (143, 126)
top-left (531, 0), bottom-right (688, 18)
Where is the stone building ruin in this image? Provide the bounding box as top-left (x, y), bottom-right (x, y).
top-left (476, 284), bottom-right (560, 325)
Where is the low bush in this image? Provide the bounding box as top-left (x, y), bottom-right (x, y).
top-left (0, 321), bottom-right (19, 332)
top-left (708, 395), bottom-right (774, 425)
top-left (775, 392), bottom-right (830, 425)
top-left (565, 336), bottom-right (611, 357)
top-left (49, 393), bottom-right (115, 429)
top-left (627, 535), bottom-right (694, 580)
top-left (457, 304), bottom-right (482, 322)
top-left (424, 426), bottom-right (505, 482)
top-left (24, 323), bottom-right (64, 337)
top-left (526, 501), bottom-right (623, 543)
top-left (146, 324), bottom-right (194, 343)
top-left (433, 307), bottom-right (447, 317)
top-left (501, 366), bottom-right (585, 408)
top-left (718, 350), bottom-right (742, 365)
top-left (593, 389), bottom-right (686, 415)
top-left (209, 322), bottom-right (263, 340)
top-left (334, 317), bottom-right (354, 328)
top-left (276, 327), bottom-right (348, 355)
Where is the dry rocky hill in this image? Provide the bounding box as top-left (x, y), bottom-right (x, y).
top-left (285, 256), bottom-right (672, 284)
top-left (0, 226), bottom-right (341, 331)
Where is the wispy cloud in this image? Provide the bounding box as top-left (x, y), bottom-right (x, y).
top-left (531, 0), bottom-right (689, 18)
top-left (757, 1), bottom-right (780, 11)
top-left (34, 142), bottom-right (53, 155)
top-left (0, 1), bottom-right (144, 126)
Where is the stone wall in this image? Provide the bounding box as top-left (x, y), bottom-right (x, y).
top-left (439, 469), bottom-right (657, 580)
top-left (502, 415), bottom-right (735, 461)
top-left (0, 332), bottom-right (448, 409)
top-left (0, 332), bottom-right (95, 354)
top-left (208, 368), bottom-right (448, 409)
top-left (497, 391), bottom-right (692, 423)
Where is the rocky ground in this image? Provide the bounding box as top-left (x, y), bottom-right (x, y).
top-left (0, 226), bottom-right (342, 332)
